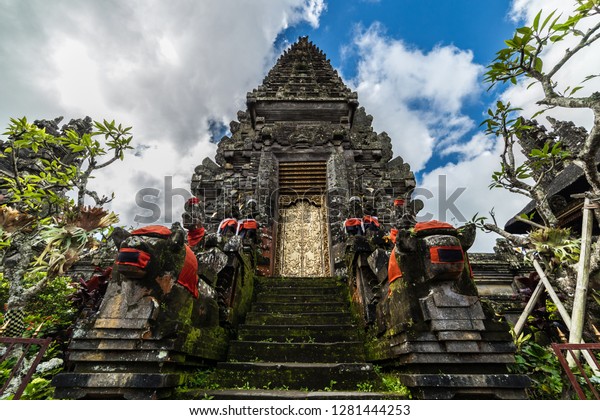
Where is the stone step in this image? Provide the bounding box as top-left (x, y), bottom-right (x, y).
top-left (251, 302), bottom-right (349, 314)
top-left (52, 372), bottom-right (181, 389)
top-left (72, 328), bottom-right (148, 340)
top-left (214, 362), bottom-right (378, 390)
top-left (228, 341), bottom-right (366, 363)
top-left (67, 349), bottom-right (185, 363)
top-left (255, 277), bottom-right (341, 289)
top-left (237, 324), bottom-right (360, 342)
top-left (255, 293), bottom-right (347, 304)
top-left (256, 286), bottom-right (343, 296)
top-left (194, 390), bottom-right (406, 400)
top-left (69, 339), bottom-right (175, 351)
top-left (53, 372), bottom-right (181, 399)
top-left (244, 312), bottom-right (354, 326)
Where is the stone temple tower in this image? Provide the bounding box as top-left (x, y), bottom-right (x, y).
top-left (190, 36), bottom-right (415, 277)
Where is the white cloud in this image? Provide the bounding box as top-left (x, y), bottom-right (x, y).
top-left (350, 23), bottom-right (483, 171)
top-left (501, 1), bottom-right (600, 129)
top-left (510, 0), bottom-right (572, 22)
top-left (0, 0), bottom-right (323, 228)
top-left (299, 0), bottom-right (326, 28)
top-left (419, 138), bottom-right (530, 252)
top-left (441, 132), bottom-right (494, 160)
top-left (416, 0), bottom-right (600, 251)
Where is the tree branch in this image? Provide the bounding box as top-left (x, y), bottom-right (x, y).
top-left (483, 222), bottom-right (530, 246)
top-left (547, 20), bottom-right (600, 79)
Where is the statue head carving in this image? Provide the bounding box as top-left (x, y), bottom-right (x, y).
top-left (100, 223), bottom-right (219, 337)
top-left (393, 221), bottom-right (475, 286)
top-left (376, 220), bottom-right (479, 335)
top-left (114, 223), bottom-right (202, 305)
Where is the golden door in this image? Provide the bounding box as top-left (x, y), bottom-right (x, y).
top-left (275, 197), bottom-right (330, 277)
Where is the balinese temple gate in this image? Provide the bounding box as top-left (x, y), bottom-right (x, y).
top-left (53, 37), bottom-right (529, 399)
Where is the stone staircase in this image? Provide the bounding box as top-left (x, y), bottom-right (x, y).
top-left (193, 277), bottom-right (395, 399)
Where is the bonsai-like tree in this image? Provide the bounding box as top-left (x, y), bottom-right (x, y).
top-left (479, 1), bottom-right (600, 357)
top-left (0, 116), bottom-right (132, 335)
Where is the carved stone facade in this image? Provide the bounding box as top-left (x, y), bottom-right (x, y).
top-left (186, 37), bottom-right (415, 276)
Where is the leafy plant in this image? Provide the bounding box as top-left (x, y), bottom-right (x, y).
top-left (379, 373), bottom-right (411, 397)
top-left (0, 342), bottom-right (63, 400)
top-left (323, 379), bottom-right (337, 392)
top-left (510, 340), bottom-right (564, 399)
top-left (592, 289), bottom-right (600, 306)
top-left (0, 115), bottom-right (131, 327)
top-left (357, 382), bottom-right (374, 392)
top-left (70, 266), bottom-right (112, 314)
top-left (179, 369), bottom-right (219, 391)
top-left (511, 331), bottom-right (533, 352)
top-left (529, 227), bottom-right (581, 264)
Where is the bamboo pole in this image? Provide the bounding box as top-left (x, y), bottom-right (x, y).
top-left (533, 260), bottom-right (572, 326)
top-left (532, 260), bottom-right (599, 375)
top-left (513, 279), bottom-right (545, 338)
top-left (568, 197), bottom-right (593, 351)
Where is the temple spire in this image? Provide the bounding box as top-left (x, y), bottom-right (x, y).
top-left (249, 36), bottom-right (355, 101)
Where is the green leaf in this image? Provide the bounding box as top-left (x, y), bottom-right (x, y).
top-left (570, 85), bottom-right (584, 95)
top-left (541, 10), bottom-right (558, 31)
top-left (517, 26), bottom-right (533, 36)
top-left (533, 10), bottom-right (542, 31)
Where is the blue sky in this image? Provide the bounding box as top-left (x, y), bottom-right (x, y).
top-left (0, 0), bottom-right (597, 251)
top-left (277, 0), bottom-right (519, 175)
top-left (283, 0), bottom-right (516, 67)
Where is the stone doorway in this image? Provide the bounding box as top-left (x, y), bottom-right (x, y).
top-left (274, 161), bottom-right (330, 277)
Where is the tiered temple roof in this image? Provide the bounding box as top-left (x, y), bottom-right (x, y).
top-left (249, 36), bottom-right (355, 101)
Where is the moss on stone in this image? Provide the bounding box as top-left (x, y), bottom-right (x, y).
top-left (182, 325), bottom-right (229, 360)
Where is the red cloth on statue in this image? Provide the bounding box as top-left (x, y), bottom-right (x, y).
top-left (217, 218), bottom-right (238, 234)
top-left (187, 227), bottom-right (205, 247)
top-left (388, 247), bottom-right (402, 284)
top-left (131, 225), bottom-right (172, 237)
top-left (363, 215), bottom-right (380, 227)
top-left (116, 248), bottom-right (151, 268)
top-left (236, 219), bottom-right (258, 235)
top-left (177, 245), bottom-right (199, 298)
top-left (413, 220), bottom-right (454, 233)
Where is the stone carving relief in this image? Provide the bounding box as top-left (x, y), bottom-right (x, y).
top-left (275, 198), bottom-right (330, 277)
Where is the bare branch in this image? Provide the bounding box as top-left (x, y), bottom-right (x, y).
top-left (483, 222), bottom-right (530, 246)
top-left (515, 215), bottom-right (547, 229)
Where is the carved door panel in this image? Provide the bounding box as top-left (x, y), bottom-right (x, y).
top-left (275, 197), bottom-right (330, 277)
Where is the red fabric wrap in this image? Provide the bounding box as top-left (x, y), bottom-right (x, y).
top-left (240, 220), bottom-right (258, 230)
top-left (414, 220), bottom-right (454, 232)
top-left (363, 215), bottom-right (380, 227)
top-left (177, 245), bottom-right (199, 298)
top-left (187, 197), bottom-right (200, 205)
top-left (388, 247), bottom-right (403, 284)
top-left (131, 225), bottom-right (172, 237)
top-left (187, 227), bottom-right (205, 247)
top-left (345, 218), bottom-right (363, 227)
top-left (430, 246), bottom-right (464, 264)
top-left (389, 228), bottom-right (398, 243)
top-left (219, 219), bottom-right (238, 232)
top-left (116, 248), bottom-right (151, 268)
top-left (393, 199), bottom-right (405, 206)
